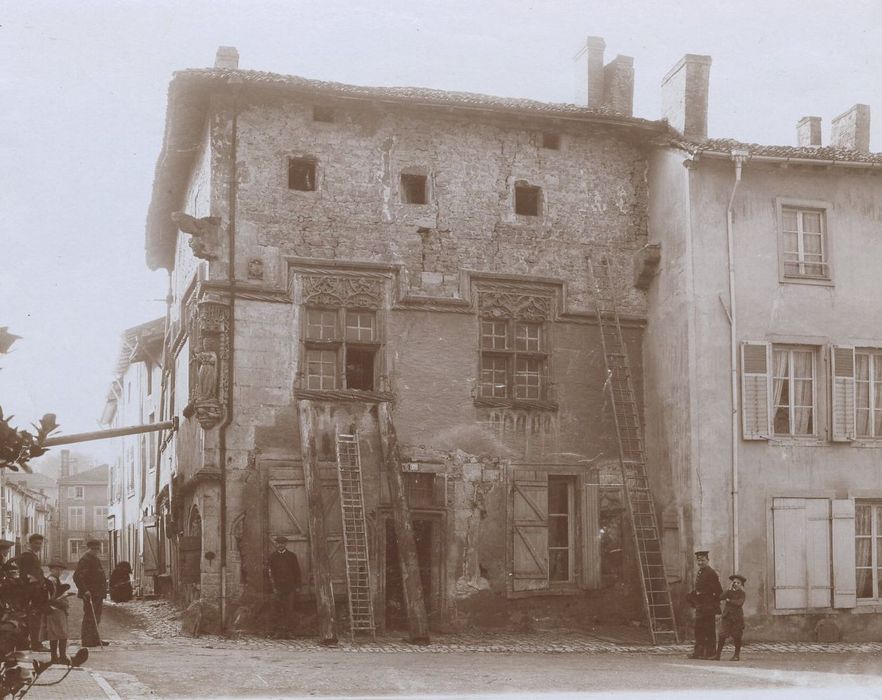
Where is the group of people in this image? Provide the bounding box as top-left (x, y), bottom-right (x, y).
top-left (0, 533), bottom-right (127, 663)
top-left (687, 549), bottom-right (747, 661)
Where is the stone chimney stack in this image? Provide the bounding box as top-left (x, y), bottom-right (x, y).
top-left (661, 54), bottom-right (712, 141)
top-left (60, 449), bottom-right (70, 480)
top-left (574, 36), bottom-right (607, 108)
top-left (214, 46), bottom-right (239, 70)
top-left (830, 104), bottom-right (871, 152)
top-left (574, 37), bottom-right (635, 116)
top-left (797, 117), bottom-right (822, 147)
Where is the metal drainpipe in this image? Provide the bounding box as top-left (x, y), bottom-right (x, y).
top-left (217, 75), bottom-right (241, 632)
top-left (726, 150), bottom-right (748, 575)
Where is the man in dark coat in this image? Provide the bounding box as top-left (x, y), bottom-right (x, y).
top-left (73, 540), bottom-right (108, 647)
top-left (686, 550), bottom-right (722, 659)
top-left (267, 536), bottom-right (301, 638)
top-left (16, 533), bottom-right (48, 651)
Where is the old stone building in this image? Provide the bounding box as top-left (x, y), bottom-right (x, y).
top-left (143, 41), bottom-right (671, 634)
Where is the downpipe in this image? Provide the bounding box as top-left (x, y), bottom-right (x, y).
top-left (726, 150), bottom-right (748, 575)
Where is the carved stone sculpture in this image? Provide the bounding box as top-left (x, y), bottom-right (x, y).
top-left (196, 351), bottom-right (218, 400)
top-left (171, 212), bottom-right (221, 261)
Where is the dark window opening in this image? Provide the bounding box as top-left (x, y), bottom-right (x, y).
top-left (515, 184), bottom-right (541, 216)
top-left (401, 174), bottom-right (427, 204)
top-left (288, 158), bottom-right (316, 191)
top-left (542, 132), bottom-right (560, 150)
top-left (312, 106), bottom-right (334, 123)
top-left (345, 347), bottom-right (376, 391)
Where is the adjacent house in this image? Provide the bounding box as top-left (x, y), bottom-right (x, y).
top-left (102, 318), bottom-right (164, 595)
top-left (0, 470), bottom-right (54, 557)
top-left (55, 452), bottom-right (109, 570)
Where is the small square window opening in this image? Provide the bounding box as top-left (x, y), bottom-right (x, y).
top-left (313, 106), bottom-right (334, 123)
top-left (542, 132), bottom-right (561, 150)
top-left (515, 184), bottom-right (541, 217)
top-left (288, 158), bottom-right (316, 191)
top-left (401, 174), bottom-right (427, 205)
top-left (345, 348), bottom-right (376, 391)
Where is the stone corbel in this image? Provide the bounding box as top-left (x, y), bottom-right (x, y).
top-left (171, 212), bottom-right (222, 261)
top-left (633, 243), bottom-right (661, 290)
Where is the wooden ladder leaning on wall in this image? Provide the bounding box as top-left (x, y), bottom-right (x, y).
top-left (588, 256), bottom-right (679, 645)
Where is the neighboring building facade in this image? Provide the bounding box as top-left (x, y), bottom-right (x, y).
top-left (102, 318), bottom-right (164, 595)
top-left (143, 43), bottom-right (668, 631)
top-left (643, 55), bottom-right (882, 640)
top-left (55, 454), bottom-right (109, 570)
top-left (0, 471), bottom-right (54, 557)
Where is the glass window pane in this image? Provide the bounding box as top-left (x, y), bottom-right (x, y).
top-left (791, 352), bottom-right (813, 379)
top-left (801, 211), bottom-right (823, 233)
top-left (856, 567), bottom-right (873, 598)
top-left (857, 381), bottom-right (870, 410)
top-left (548, 517), bottom-right (569, 547)
top-left (782, 209), bottom-right (798, 231)
top-left (803, 233), bottom-right (823, 255)
top-left (773, 406), bottom-right (790, 435)
top-left (792, 407), bottom-right (813, 435)
top-left (856, 408), bottom-right (871, 437)
top-left (782, 231), bottom-right (799, 255)
top-left (481, 321), bottom-right (508, 350)
top-left (306, 309), bottom-right (337, 340)
top-left (548, 479), bottom-right (569, 514)
top-left (856, 505), bottom-right (871, 535)
top-left (345, 311), bottom-right (375, 342)
top-left (856, 538), bottom-right (872, 567)
top-left (480, 356), bottom-right (508, 398)
top-left (549, 550), bottom-right (569, 582)
top-left (515, 323), bottom-right (541, 352)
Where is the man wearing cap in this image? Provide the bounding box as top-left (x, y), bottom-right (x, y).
top-left (267, 536), bottom-right (301, 639)
top-left (715, 574), bottom-right (747, 661)
top-left (73, 539), bottom-right (108, 647)
top-left (17, 533), bottom-right (49, 652)
top-left (686, 550), bottom-right (722, 659)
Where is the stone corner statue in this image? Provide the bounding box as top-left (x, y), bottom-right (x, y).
top-left (171, 212), bottom-right (221, 261)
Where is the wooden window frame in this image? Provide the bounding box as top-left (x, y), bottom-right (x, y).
top-left (479, 319), bottom-right (547, 401)
top-left (68, 506), bottom-right (85, 531)
top-left (302, 306), bottom-right (381, 391)
top-left (855, 500), bottom-right (882, 601)
top-left (547, 476), bottom-right (575, 585)
top-left (855, 349), bottom-right (882, 439)
top-left (771, 344), bottom-right (818, 438)
top-left (776, 198), bottom-right (833, 286)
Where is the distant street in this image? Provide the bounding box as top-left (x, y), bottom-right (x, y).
top-left (35, 600), bottom-right (882, 699)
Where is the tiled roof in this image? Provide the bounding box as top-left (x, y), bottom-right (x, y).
top-left (172, 68), bottom-right (666, 127)
top-left (683, 137), bottom-right (882, 165)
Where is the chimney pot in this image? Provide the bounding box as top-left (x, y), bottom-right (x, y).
top-left (830, 104), bottom-right (870, 153)
top-left (796, 117), bottom-right (822, 147)
top-left (214, 46), bottom-right (239, 70)
top-left (661, 54), bottom-right (712, 141)
top-left (574, 36), bottom-right (606, 108)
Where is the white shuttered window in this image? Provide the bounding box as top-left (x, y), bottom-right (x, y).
top-left (772, 498), bottom-right (830, 609)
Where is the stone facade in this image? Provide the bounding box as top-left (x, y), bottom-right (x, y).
top-left (143, 56), bottom-right (668, 635)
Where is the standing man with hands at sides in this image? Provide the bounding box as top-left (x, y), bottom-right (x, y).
top-left (267, 536), bottom-right (302, 639)
top-left (73, 539), bottom-right (108, 647)
top-left (687, 549), bottom-right (723, 660)
top-left (17, 533), bottom-right (49, 652)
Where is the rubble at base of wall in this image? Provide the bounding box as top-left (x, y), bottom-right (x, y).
top-left (181, 599), bottom-right (221, 636)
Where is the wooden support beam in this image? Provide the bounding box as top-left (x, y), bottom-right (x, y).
top-left (296, 399), bottom-right (338, 645)
top-left (376, 401), bottom-right (430, 644)
top-left (43, 419), bottom-right (177, 447)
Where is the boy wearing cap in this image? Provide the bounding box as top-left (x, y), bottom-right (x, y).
top-left (44, 562), bottom-right (72, 664)
top-left (715, 574), bottom-right (747, 661)
top-left (686, 550), bottom-right (723, 659)
top-left (267, 536), bottom-right (302, 638)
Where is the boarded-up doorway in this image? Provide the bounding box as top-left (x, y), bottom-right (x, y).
top-left (382, 513), bottom-right (443, 629)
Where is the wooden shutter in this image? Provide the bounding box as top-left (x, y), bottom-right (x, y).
top-left (741, 341), bottom-right (771, 439)
top-left (142, 524), bottom-right (159, 574)
top-left (831, 346), bottom-right (856, 441)
top-left (831, 499), bottom-right (857, 608)
top-left (773, 498), bottom-right (831, 610)
top-left (179, 536), bottom-right (201, 584)
top-left (509, 470), bottom-right (549, 593)
top-left (805, 498), bottom-right (832, 608)
top-left (582, 484), bottom-right (601, 589)
top-left (267, 478), bottom-right (310, 587)
top-left (321, 480), bottom-right (346, 589)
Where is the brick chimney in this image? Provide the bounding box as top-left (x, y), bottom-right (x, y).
top-left (574, 37), bottom-right (635, 116)
top-left (661, 54), bottom-right (712, 141)
top-left (574, 36), bottom-right (606, 108)
top-left (797, 116), bottom-right (822, 147)
top-left (830, 104), bottom-right (870, 152)
top-left (603, 55), bottom-right (635, 116)
top-left (60, 449), bottom-right (70, 480)
top-left (214, 46), bottom-right (239, 70)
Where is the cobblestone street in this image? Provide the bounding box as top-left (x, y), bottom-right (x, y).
top-left (22, 599), bottom-right (882, 699)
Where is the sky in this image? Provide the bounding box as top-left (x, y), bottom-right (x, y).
top-left (1, 0), bottom-right (880, 464)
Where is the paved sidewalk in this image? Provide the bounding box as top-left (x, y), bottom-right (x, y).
top-left (22, 668), bottom-right (118, 700)
top-left (108, 599), bottom-right (882, 656)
